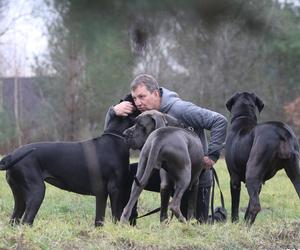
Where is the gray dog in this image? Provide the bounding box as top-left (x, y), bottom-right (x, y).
top-left (225, 92), bottom-right (300, 225)
top-left (120, 110), bottom-right (204, 223)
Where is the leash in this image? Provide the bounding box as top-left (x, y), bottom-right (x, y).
top-left (135, 168), bottom-right (226, 221)
top-left (210, 168), bottom-right (226, 224)
top-left (136, 206), bottom-right (161, 219)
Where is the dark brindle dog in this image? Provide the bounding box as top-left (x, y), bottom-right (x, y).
top-left (225, 92), bottom-right (300, 224)
top-left (0, 95), bottom-right (138, 226)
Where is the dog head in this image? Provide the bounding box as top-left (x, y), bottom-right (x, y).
top-left (105, 94), bottom-right (141, 133)
top-left (123, 110), bottom-right (183, 150)
top-left (121, 94), bottom-right (141, 117)
top-left (226, 92), bottom-right (264, 122)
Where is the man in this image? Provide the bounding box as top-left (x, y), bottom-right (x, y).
top-left (105, 73), bottom-right (227, 223)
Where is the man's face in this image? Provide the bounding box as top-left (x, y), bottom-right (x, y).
top-left (131, 84), bottom-right (160, 112)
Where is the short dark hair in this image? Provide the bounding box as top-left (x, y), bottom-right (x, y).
top-left (130, 74), bottom-right (159, 93)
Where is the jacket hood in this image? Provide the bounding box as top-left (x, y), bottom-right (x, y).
top-left (160, 87), bottom-right (180, 113)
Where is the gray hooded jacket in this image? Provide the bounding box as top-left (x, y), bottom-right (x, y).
top-left (105, 87), bottom-right (228, 186)
top-left (159, 87), bottom-right (227, 162)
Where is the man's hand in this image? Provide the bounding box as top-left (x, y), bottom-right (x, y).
top-left (113, 101), bottom-right (135, 117)
top-left (202, 156), bottom-right (215, 169)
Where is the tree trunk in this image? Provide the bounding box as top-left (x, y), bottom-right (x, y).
top-left (14, 76), bottom-right (22, 145)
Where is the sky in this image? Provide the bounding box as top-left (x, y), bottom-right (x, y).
top-left (0, 0), bottom-right (299, 77)
top-left (0, 0), bottom-right (53, 76)
top-left (281, 0), bottom-right (300, 5)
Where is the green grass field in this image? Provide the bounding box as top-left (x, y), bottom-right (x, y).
top-left (0, 159), bottom-right (299, 249)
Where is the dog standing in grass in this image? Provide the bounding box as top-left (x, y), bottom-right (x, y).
top-left (120, 111), bottom-right (204, 223)
top-left (225, 92), bottom-right (300, 225)
top-left (0, 94), bottom-right (138, 226)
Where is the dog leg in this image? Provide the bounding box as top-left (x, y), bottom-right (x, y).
top-left (186, 179), bottom-right (199, 220)
top-left (95, 192), bottom-right (108, 227)
top-left (169, 192), bottom-right (187, 223)
top-left (284, 156), bottom-right (300, 198)
top-left (108, 181), bottom-right (123, 223)
top-left (129, 202), bottom-right (138, 226)
top-left (21, 183), bottom-right (46, 225)
top-left (291, 179), bottom-right (300, 198)
top-left (120, 182), bottom-right (144, 223)
top-left (230, 179), bottom-right (241, 223)
top-left (245, 178), bottom-right (262, 225)
top-left (287, 176), bottom-right (300, 198)
top-left (169, 174), bottom-right (190, 223)
top-left (160, 169), bottom-right (171, 223)
top-left (6, 173), bottom-right (27, 225)
top-left (9, 185), bottom-right (26, 226)
top-left (244, 200), bottom-right (251, 222)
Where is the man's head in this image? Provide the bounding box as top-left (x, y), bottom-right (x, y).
top-left (130, 74), bottom-right (161, 112)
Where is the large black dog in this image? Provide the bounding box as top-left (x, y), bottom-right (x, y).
top-left (225, 92), bottom-right (300, 225)
top-left (0, 95), bottom-right (138, 226)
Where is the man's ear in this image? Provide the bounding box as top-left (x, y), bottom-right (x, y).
top-left (154, 89), bottom-right (160, 96)
top-left (226, 92), bottom-right (240, 111)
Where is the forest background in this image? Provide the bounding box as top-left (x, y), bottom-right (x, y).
top-left (0, 0), bottom-right (299, 152)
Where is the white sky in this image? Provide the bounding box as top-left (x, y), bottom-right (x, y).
top-left (279, 0), bottom-right (300, 5)
top-left (0, 0), bottom-right (52, 76)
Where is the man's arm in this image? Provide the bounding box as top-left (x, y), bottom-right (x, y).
top-left (104, 106), bottom-right (116, 130)
top-left (181, 104), bottom-right (228, 162)
top-left (104, 101), bottom-right (136, 129)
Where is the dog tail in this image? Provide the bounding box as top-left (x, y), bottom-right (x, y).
top-left (278, 124), bottom-right (299, 160)
top-left (278, 140), bottom-right (292, 159)
top-left (136, 140), bottom-right (160, 187)
top-left (0, 148), bottom-right (36, 170)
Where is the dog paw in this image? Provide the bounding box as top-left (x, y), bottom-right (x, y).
top-left (120, 216), bottom-right (130, 224)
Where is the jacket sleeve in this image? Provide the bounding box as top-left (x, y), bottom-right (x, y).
top-left (179, 103), bottom-right (228, 162)
top-left (104, 106), bottom-right (116, 130)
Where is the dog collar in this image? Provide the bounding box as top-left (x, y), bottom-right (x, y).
top-left (230, 115), bottom-right (256, 124)
top-left (102, 131), bottom-right (125, 141)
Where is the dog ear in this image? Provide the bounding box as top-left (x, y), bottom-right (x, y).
top-left (151, 114), bottom-right (167, 129)
top-left (226, 92), bottom-right (240, 111)
top-left (120, 93), bottom-right (141, 117)
top-left (249, 92), bottom-right (264, 113)
top-left (120, 93), bottom-right (133, 103)
top-left (163, 114), bottom-right (181, 126)
top-left (254, 95), bottom-right (264, 113)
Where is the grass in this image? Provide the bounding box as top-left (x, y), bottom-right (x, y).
top-left (0, 159), bottom-right (299, 249)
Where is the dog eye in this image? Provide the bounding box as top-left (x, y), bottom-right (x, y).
top-left (139, 125), bottom-right (147, 133)
top-left (248, 103), bottom-right (255, 108)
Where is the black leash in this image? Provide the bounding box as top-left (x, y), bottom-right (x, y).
top-left (210, 168), bottom-right (226, 224)
top-left (136, 206), bottom-right (161, 219)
